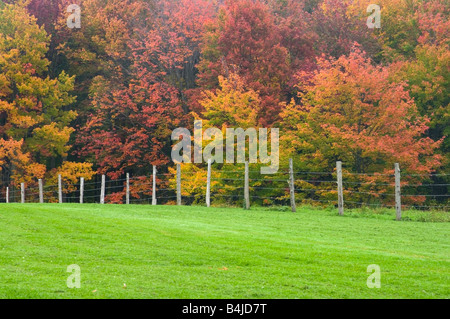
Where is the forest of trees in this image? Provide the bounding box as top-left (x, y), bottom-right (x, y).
top-left (0, 0), bottom-right (448, 207)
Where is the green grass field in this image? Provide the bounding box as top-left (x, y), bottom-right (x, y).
top-left (0, 204), bottom-right (448, 299)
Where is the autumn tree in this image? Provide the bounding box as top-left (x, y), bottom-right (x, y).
top-left (0, 1), bottom-right (81, 188)
top-left (312, 0), bottom-right (382, 60)
top-left (392, 45), bottom-right (449, 169)
top-left (181, 73), bottom-right (282, 204)
top-left (198, 73), bottom-right (260, 129)
top-left (146, 0), bottom-right (215, 112)
top-left (169, 73), bottom-right (260, 202)
top-left (76, 72), bottom-right (184, 180)
top-left (53, 0), bottom-right (155, 119)
top-left (385, 0), bottom-right (449, 175)
top-left (358, 0), bottom-right (449, 62)
top-left (196, 0), bottom-right (316, 126)
top-left (280, 48), bottom-right (442, 204)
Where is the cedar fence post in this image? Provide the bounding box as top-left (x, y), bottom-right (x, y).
top-left (80, 177), bottom-right (84, 204)
top-left (152, 166), bottom-right (157, 206)
top-left (206, 159), bottom-right (211, 207)
top-left (395, 163), bottom-right (402, 221)
top-left (336, 161), bottom-right (344, 216)
top-left (21, 183), bottom-right (25, 204)
top-left (39, 179), bottom-right (44, 203)
top-left (58, 174), bottom-right (63, 203)
top-left (244, 161), bottom-right (250, 210)
top-left (126, 173), bottom-right (130, 205)
top-left (100, 174), bottom-right (105, 204)
top-left (177, 164), bottom-right (181, 206)
top-left (289, 158), bottom-right (296, 212)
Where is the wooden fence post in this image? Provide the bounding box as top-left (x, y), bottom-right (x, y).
top-left (289, 158), bottom-right (296, 212)
top-left (395, 163), bottom-right (401, 221)
top-left (126, 173), bottom-right (130, 205)
top-left (80, 177), bottom-right (84, 204)
top-left (177, 164), bottom-right (181, 206)
top-left (244, 161), bottom-right (250, 210)
top-left (58, 174), bottom-right (63, 203)
top-left (206, 159), bottom-right (211, 207)
top-left (152, 166), bottom-right (157, 206)
top-left (21, 183), bottom-right (25, 203)
top-left (38, 179), bottom-right (44, 203)
top-left (6, 187), bottom-right (9, 203)
top-left (336, 161), bottom-right (344, 216)
top-left (100, 174), bottom-right (105, 204)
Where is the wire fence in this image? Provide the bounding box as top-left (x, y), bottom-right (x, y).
top-left (1, 161), bottom-right (449, 217)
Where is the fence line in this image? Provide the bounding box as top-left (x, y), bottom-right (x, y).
top-left (1, 161), bottom-right (449, 219)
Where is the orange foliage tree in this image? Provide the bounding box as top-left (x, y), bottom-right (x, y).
top-left (0, 2), bottom-right (88, 194)
top-left (280, 48), bottom-right (442, 205)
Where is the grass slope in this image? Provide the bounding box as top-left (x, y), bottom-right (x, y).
top-left (0, 204), bottom-right (448, 299)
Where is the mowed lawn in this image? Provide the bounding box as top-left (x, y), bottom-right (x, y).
top-left (0, 204), bottom-right (448, 299)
